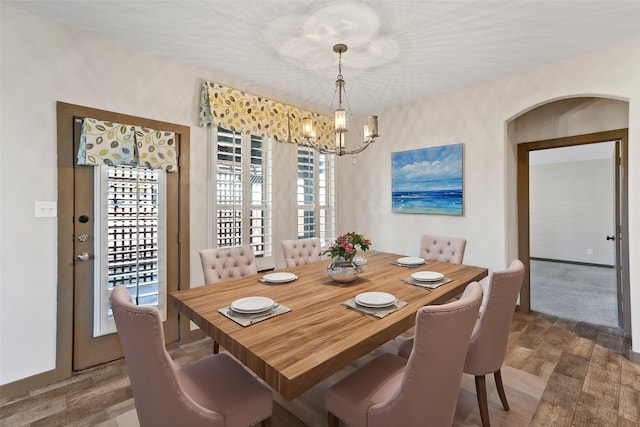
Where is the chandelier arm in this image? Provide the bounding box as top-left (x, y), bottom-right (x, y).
top-left (338, 138), bottom-right (376, 156)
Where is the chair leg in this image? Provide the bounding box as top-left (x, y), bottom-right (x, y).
top-left (474, 375), bottom-right (491, 427)
top-left (328, 411), bottom-right (340, 427)
top-left (260, 417), bottom-right (271, 427)
top-left (213, 341), bottom-right (219, 354)
top-left (494, 369), bottom-right (510, 411)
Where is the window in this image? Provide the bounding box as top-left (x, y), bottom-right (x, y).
top-left (297, 145), bottom-right (335, 246)
top-left (95, 164), bottom-right (167, 336)
top-left (214, 126), bottom-right (272, 260)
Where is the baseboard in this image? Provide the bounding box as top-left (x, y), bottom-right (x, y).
top-left (0, 367), bottom-right (63, 399)
top-left (530, 257), bottom-right (614, 269)
top-left (630, 349), bottom-right (640, 364)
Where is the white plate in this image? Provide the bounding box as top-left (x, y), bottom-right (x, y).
top-left (397, 257), bottom-right (425, 266)
top-left (230, 296), bottom-right (275, 314)
top-left (355, 292), bottom-right (397, 308)
top-left (262, 272), bottom-right (298, 283)
top-left (353, 257), bottom-right (367, 265)
top-left (411, 271), bottom-right (445, 282)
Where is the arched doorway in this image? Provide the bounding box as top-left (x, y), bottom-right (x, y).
top-left (508, 97), bottom-right (630, 336)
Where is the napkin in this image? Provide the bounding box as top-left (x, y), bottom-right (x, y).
top-left (218, 304), bottom-right (291, 327)
top-left (402, 276), bottom-right (452, 289)
top-left (342, 298), bottom-right (407, 318)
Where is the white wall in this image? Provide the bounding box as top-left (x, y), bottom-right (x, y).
top-left (339, 39), bottom-right (640, 354)
top-left (2, 4), bottom-right (639, 386)
top-left (0, 5), bottom-right (299, 385)
top-left (529, 157), bottom-right (615, 265)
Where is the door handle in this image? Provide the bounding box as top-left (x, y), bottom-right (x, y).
top-left (606, 236), bottom-right (615, 241)
top-left (76, 252), bottom-right (91, 261)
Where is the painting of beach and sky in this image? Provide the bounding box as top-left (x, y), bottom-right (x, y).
top-left (392, 143), bottom-right (463, 215)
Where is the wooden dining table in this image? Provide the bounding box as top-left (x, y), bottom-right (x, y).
top-left (170, 250), bottom-right (488, 400)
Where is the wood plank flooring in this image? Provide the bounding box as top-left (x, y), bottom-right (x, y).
top-left (1, 310), bottom-right (637, 426)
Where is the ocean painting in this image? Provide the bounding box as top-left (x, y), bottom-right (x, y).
top-left (392, 144), bottom-right (463, 215)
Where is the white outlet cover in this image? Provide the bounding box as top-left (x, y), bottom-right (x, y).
top-left (35, 201), bottom-right (57, 218)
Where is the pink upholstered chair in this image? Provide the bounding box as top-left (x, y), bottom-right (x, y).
top-left (398, 260), bottom-right (525, 426)
top-left (282, 237), bottom-right (322, 267)
top-left (199, 245), bottom-right (258, 353)
top-left (325, 282), bottom-right (483, 427)
top-left (462, 259), bottom-right (525, 427)
top-left (419, 234), bottom-right (467, 264)
top-left (199, 245), bottom-right (258, 284)
top-left (110, 286), bottom-right (272, 427)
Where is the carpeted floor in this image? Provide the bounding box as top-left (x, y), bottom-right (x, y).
top-left (530, 259), bottom-right (618, 328)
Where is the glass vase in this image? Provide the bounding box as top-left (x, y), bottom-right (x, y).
top-left (327, 257), bottom-right (361, 283)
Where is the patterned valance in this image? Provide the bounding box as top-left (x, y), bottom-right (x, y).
top-left (200, 81), bottom-right (333, 149)
top-left (78, 118), bottom-right (177, 172)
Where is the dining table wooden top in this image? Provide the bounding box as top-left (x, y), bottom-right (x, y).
top-left (170, 250), bottom-right (488, 400)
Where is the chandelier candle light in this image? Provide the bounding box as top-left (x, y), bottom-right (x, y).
top-left (302, 44), bottom-right (380, 156)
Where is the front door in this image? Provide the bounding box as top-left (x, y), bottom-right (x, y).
top-left (64, 109), bottom-right (182, 370)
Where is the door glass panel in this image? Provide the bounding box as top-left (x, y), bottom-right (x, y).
top-left (93, 164), bottom-right (167, 337)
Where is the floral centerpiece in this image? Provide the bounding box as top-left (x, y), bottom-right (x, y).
top-left (324, 231), bottom-right (371, 262)
top-left (324, 232), bottom-right (371, 283)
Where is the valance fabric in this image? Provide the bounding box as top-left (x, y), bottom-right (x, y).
top-left (78, 118), bottom-right (177, 172)
top-left (200, 81), bottom-right (333, 149)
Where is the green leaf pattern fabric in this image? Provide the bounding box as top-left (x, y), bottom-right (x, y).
top-left (199, 81), bottom-right (333, 150)
top-left (78, 118), bottom-right (177, 172)
top-left (135, 126), bottom-right (176, 172)
top-left (78, 118), bottom-right (136, 167)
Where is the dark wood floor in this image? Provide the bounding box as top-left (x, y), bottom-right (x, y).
top-left (1, 310), bottom-right (638, 426)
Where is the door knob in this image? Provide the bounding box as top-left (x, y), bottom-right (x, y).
top-left (76, 252), bottom-right (90, 261)
top-left (606, 236), bottom-right (615, 241)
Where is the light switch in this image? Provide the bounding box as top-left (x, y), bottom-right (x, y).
top-left (35, 201), bottom-right (57, 218)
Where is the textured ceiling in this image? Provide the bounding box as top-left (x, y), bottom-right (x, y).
top-left (6, 0), bottom-right (640, 116)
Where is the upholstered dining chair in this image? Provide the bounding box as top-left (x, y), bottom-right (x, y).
top-left (398, 260), bottom-right (525, 427)
top-left (282, 237), bottom-right (322, 267)
top-left (325, 282), bottom-right (483, 427)
top-left (419, 234), bottom-right (467, 264)
top-left (462, 259), bottom-right (525, 427)
top-left (199, 245), bottom-right (258, 285)
top-left (110, 286), bottom-right (272, 427)
top-left (199, 245), bottom-right (258, 353)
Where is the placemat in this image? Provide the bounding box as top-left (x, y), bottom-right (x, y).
top-left (218, 303), bottom-right (291, 326)
top-left (402, 276), bottom-right (452, 289)
top-left (342, 298), bottom-right (407, 318)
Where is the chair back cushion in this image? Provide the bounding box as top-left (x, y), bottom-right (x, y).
top-left (368, 282), bottom-right (483, 427)
top-left (110, 286), bottom-right (226, 427)
top-left (419, 234), bottom-right (467, 264)
top-left (199, 245), bottom-right (257, 284)
top-left (464, 259), bottom-right (525, 375)
top-left (282, 238), bottom-right (321, 267)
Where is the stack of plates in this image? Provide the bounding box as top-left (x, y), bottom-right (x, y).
top-left (262, 272), bottom-right (297, 283)
top-left (230, 296), bottom-right (275, 314)
top-left (397, 257), bottom-right (425, 266)
top-left (355, 292), bottom-right (397, 308)
top-left (410, 271), bottom-right (445, 282)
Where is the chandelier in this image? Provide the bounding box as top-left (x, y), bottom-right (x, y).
top-left (301, 43), bottom-right (379, 156)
